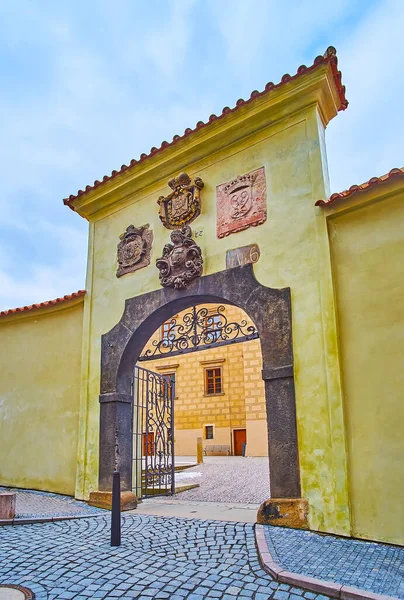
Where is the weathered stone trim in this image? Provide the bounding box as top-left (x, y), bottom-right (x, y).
top-left (99, 393), bottom-right (132, 404)
top-left (0, 513), bottom-right (107, 526)
top-left (257, 498), bottom-right (308, 529)
top-left (98, 264), bottom-right (301, 499)
top-left (89, 490), bottom-right (137, 511)
top-left (255, 525), bottom-right (400, 600)
top-left (262, 365), bottom-right (293, 380)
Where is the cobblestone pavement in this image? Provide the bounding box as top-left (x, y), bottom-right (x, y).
top-left (0, 514), bottom-right (329, 600)
top-left (161, 457), bottom-right (270, 504)
top-left (264, 525), bottom-right (404, 599)
top-left (0, 487), bottom-right (105, 519)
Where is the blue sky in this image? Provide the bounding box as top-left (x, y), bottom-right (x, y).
top-left (0, 0), bottom-right (403, 310)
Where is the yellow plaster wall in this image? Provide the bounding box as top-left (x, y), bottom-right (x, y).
top-left (329, 190), bottom-right (404, 545)
top-left (140, 304), bottom-right (267, 457)
top-left (246, 420), bottom-right (268, 457)
top-left (0, 301), bottom-right (84, 496)
top-left (78, 103), bottom-right (350, 536)
top-left (174, 428), bottom-right (203, 456)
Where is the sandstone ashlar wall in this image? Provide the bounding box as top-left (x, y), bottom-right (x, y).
top-left (243, 338), bottom-right (267, 456)
top-left (139, 303), bottom-right (267, 456)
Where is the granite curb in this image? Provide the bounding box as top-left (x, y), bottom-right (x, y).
top-left (0, 513), bottom-right (107, 526)
top-left (255, 524), bottom-right (401, 600)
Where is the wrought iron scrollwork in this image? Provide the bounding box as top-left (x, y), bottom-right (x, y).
top-left (139, 305), bottom-right (259, 361)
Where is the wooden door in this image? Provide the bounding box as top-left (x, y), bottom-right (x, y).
top-left (143, 432), bottom-right (155, 456)
top-left (233, 429), bottom-right (246, 456)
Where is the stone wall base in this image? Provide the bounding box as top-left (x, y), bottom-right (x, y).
top-left (257, 498), bottom-right (309, 529)
top-left (88, 490), bottom-right (137, 511)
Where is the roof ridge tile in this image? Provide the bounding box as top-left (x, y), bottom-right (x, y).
top-left (64, 46), bottom-right (346, 209)
top-left (0, 290), bottom-right (86, 318)
top-left (315, 167), bottom-right (404, 207)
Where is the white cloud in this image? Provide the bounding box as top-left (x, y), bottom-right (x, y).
top-left (0, 266), bottom-right (81, 311)
top-left (0, 0), bottom-right (402, 310)
top-left (0, 220), bottom-right (88, 311)
top-left (141, 0), bottom-right (198, 78)
top-left (326, 0), bottom-right (404, 191)
top-left (207, 0), bottom-right (353, 86)
top-left (0, 0), bottom-right (206, 309)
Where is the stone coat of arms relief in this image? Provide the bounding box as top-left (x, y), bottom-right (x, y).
top-left (158, 172), bottom-right (204, 229)
top-left (156, 225), bottom-right (203, 289)
top-left (216, 167), bottom-right (267, 238)
top-left (116, 224), bottom-right (153, 278)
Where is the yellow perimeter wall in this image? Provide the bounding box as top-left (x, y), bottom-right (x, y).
top-left (0, 299), bottom-right (84, 496)
top-left (328, 185), bottom-right (404, 545)
top-left (140, 303), bottom-right (267, 457)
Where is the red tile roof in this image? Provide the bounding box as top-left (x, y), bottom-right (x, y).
top-left (0, 290), bottom-right (86, 318)
top-left (315, 168), bottom-right (404, 207)
top-left (64, 46), bottom-right (347, 210)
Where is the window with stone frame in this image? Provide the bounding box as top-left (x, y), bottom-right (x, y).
top-left (204, 367), bottom-right (222, 395)
top-left (160, 373), bottom-right (175, 400)
top-left (205, 425), bottom-right (214, 440)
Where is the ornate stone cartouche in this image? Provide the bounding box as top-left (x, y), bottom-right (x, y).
top-left (156, 225), bottom-right (203, 289)
top-left (116, 224), bottom-right (153, 278)
top-left (157, 172), bottom-right (204, 229)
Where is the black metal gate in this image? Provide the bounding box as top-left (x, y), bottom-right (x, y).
top-left (138, 305), bottom-right (258, 362)
top-left (132, 365), bottom-right (175, 498)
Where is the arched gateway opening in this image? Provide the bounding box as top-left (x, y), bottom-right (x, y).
top-left (98, 264), bottom-right (302, 518)
top-left (134, 300), bottom-right (265, 499)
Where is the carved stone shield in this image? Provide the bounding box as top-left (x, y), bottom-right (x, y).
top-left (229, 180), bottom-right (253, 219)
top-left (158, 172), bottom-right (204, 229)
top-left (216, 167), bottom-right (267, 238)
top-left (116, 224), bottom-right (153, 278)
top-left (156, 225), bottom-right (203, 289)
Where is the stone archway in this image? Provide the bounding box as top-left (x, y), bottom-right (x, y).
top-left (97, 264), bottom-right (306, 525)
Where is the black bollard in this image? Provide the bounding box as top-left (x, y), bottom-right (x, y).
top-left (111, 470), bottom-right (121, 546)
